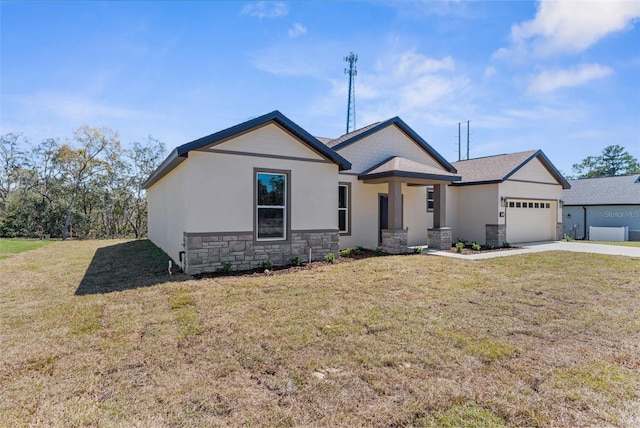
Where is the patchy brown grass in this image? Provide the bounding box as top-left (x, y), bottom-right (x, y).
top-left (1, 240), bottom-right (639, 426)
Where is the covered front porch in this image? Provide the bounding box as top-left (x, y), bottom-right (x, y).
top-left (357, 157), bottom-right (461, 254)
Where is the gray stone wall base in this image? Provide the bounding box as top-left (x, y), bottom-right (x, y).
top-left (381, 228), bottom-right (409, 254)
top-left (556, 223), bottom-right (564, 241)
top-left (428, 227), bottom-right (452, 250)
top-left (183, 230), bottom-right (339, 275)
top-left (485, 224), bottom-right (506, 247)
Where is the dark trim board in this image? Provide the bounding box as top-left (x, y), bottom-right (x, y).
top-left (207, 148), bottom-right (333, 165)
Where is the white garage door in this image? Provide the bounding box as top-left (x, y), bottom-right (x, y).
top-left (506, 200), bottom-right (556, 243)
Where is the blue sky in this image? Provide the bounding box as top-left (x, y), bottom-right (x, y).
top-left (2, 1), bottom-right (639, 175)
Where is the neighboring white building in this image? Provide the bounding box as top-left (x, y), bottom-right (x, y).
top-left (143, 111), bottom-right (570, 274)
top-left (562, 174), bottom-right (640, 241)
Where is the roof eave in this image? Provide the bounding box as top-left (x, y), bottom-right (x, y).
top-left (358, 170), bottom-right (462, 182)
top-left (450, 179), bottom-right (503, 187)
top-left (142, 149), bottom-right (185, 189)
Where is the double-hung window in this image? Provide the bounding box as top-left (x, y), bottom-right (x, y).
top-left (338, 184), bottom-right (350, 234)
top-left (426, 187), bottom-right (434, 212)
top-left (256, 172), bottom-right (287, 240)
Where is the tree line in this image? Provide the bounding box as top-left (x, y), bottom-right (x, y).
top-left (0, 127), bottom-right (165, 239)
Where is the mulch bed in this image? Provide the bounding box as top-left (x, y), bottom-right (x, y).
top-left (192, 249), bottom-right (385, 280)
top-left (446, 245), bottom-right (520, 255)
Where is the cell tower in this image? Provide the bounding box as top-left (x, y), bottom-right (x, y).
top-left (344, 52), bottom-right (358, 134)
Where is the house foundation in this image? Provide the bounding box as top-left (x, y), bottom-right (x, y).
top-left (428, 227), bottom-right (452, 250)
top-left (381, 228), bottom-right (409, 254)
top-left (183, 230), bottom-right (339, 275)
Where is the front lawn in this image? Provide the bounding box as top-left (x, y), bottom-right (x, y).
top-left (1, 240), bottom-right (638, 426)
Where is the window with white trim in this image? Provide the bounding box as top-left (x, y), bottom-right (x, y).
top-left (338, 184), bottom-right (349, 234)
top-left (256, 172), bottom-right (286, 240)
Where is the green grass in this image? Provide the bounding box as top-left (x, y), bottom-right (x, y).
top-left (0, 238), bottom-right (53, 259)
top-left (1, 240), bottom-right (639, 426)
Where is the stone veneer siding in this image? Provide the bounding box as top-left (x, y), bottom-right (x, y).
top-left (485, 224), bottom-right (506, 247)
top-left (381, 228), bottom-right (409, 254)
top-left (556, 223), bottom-right (564, 241)
top-left (428, 227), bottom-right (452, 250)
top-left (183, 230), bottom-right (339, 275)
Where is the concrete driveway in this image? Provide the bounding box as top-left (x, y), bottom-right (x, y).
top-left (426, 241), bottom-right (640, 260)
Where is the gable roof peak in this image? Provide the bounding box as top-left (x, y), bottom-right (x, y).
top-left (142, 110), bottom-right (351, 189)
top-left (451, 149), bottom-right (569, 189)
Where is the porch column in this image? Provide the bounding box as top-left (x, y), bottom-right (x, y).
top-left (433, 184), bottom-right (446, 228)
top-left (388, 181), bottom-right (402, 230)
top-left (382, 181), bottom-right (409, 254)
top-left (428, 183), bottom-right (452, 250)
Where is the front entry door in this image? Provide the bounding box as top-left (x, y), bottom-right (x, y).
top-left (379, 195), bottom-right (388, 244)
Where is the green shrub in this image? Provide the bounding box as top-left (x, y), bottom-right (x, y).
top-left (472, 242), bottom-right (481, 251)
top-left (502, 241), bottom-right (512, 248)
top-left (290, 257), bottom-right (302, 266)
top-left (216, 262), bottom-right (233, 275)
top-left (324, 253), bottom-right (335, 264)
top-left (414, 246), bottom-right (423, 254)
top-left (455, 242), bottom-right (465, 253)
top-left (260, 260), bottom-right (274, 270)
top-left (374, 247), bottom-right (384, 257)
top-left (353, 246), bottom-right (365, 255)
top-left (340, 248), bottom-right (352, 257)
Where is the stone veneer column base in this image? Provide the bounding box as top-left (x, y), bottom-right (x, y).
top-left (556, 223), bottom-right (564, 241)
top-left (428, 227), bottom-right (452, 250)
top-left (183, 230), bottom-right (339, 275)
top-left (381, 228), bottom-right (409, 254)
top-left (486, 224), bottom-right (506, 247)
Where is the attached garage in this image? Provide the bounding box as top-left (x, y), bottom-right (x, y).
top-left (506, 199), bottom-right (557, 243)
top-left (451, 150), bottom-right (570, 246)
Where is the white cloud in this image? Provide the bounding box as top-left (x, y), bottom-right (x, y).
top-left (483, 66), bottom-right (497, 80)
top-left (528, 63), bottom-right (613, 93)
top-left (288, 23), bottom-right (307, 38)
top-left (497, 0), bottom-right (640, 58)
top-left (241, 2), bottom-right (288, 19)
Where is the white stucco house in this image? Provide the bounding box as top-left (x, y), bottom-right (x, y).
top-left (143, 111), bottom-right (569, 274)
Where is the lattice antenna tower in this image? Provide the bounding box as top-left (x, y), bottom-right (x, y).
top-left (344, 52), bottom-right (358, 134)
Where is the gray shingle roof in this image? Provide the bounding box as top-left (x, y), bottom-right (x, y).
top-left (563, 174), bottom-right (640, 205)
top-left (452, 150), bottom-right (537, 183)
top-left (451, 149), bottom-right (570, 188)
top-left (358, 156), bottom-right (461, 182)
top-left (320, 121), bottom-right (382, 148)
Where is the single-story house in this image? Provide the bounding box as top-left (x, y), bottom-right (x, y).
top-left (143, 110), bottom-right (569, 274)
top-left (562, 174), bottom-right (640, 241)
